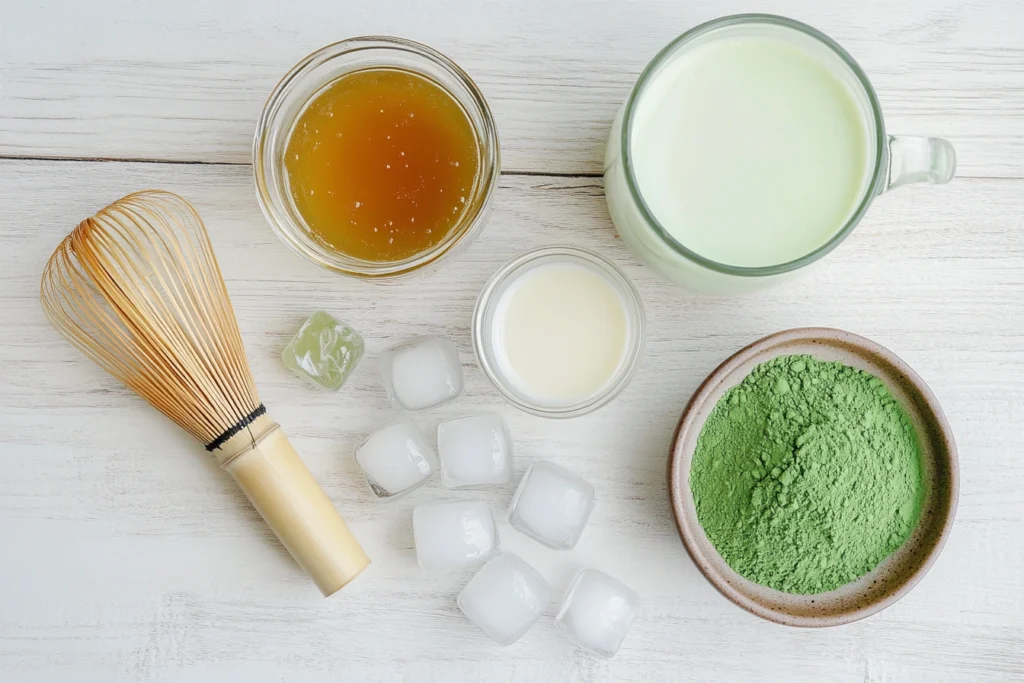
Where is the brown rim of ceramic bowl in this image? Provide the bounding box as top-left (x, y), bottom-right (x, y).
top-left (668, 327), bottom-right (959, 627)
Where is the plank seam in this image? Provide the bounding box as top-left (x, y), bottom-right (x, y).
top-left (0, 154), bottom-right (1015, 181)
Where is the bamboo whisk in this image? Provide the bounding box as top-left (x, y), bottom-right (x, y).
top-left (41, 190), bottom-right (370, 596)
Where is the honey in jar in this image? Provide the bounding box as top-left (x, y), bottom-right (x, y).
top-left (284, 68), bottom-right (481, 262)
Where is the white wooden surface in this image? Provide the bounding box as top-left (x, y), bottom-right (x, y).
top-left (1, 2), bottom-right (1022, 682)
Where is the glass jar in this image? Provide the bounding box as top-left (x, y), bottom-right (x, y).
top-left (254, 37), bottom-right (500, 279)
top-left (604, 14), bottom-right (956, 294)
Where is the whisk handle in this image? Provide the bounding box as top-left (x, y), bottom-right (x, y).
top-left (222, 423), bottom-right (370, 596)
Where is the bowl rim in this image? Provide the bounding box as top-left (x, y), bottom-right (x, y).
top-left (667, 327), bottom-right (960, 627)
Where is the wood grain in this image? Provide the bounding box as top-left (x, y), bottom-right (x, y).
top-left (1, 0), bottom-right (1023, 177)
top-left (2, 0), bottom-right (1023, 679)
top-left (1, 158), bottom-right (1022, 682)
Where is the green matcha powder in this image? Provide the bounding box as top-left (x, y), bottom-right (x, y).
top-left (690, 354), bottom-right (925, 594)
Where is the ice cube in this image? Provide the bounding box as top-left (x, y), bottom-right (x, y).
top-left (437, 414), bottom-right (513, 488)
top-left (281, 311), bottom-right (364, 391)
top-left (508, 461), bottom-right (595, 550)
top-left (354, 421), bottom-right (438, 498)
top-left (556, 569), bottom-right (640, 658)
top-left (458, 553), bottom-right (550, 645)
top-left (381, 336), bottom-right (463, 411)
top-left (413, 500), bottom-right (497, 571)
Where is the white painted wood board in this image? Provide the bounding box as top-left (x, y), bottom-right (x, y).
top-left (1, 160), bottom-right (1021, 682)
top-left (1, 0), bottom-right (1023, 177)
top-left (1, 0), bottom-right (1022, 680)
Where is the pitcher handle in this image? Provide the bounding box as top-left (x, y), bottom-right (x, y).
top-left (884, 135), bottom-right (956, 192)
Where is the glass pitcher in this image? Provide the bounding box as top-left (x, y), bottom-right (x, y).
top-left (604, 14), bottom-right (956, 294)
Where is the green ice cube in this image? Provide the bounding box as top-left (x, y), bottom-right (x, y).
top-left (282, 311), bottom-right (364, 391)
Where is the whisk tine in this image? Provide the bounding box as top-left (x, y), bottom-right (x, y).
top-left (69, 216), bottom-right (213, 438)
top-left (40, 191), bottom-right (262, 447)
top-left (91, 207), bottom-right (237, 434)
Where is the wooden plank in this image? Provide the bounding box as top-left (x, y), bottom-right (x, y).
top-left (0, 159), bottom-right (1021, 681)
top-left (1, 0), bottom-right (1022, 177)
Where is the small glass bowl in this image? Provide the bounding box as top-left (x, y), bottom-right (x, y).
top-left (472, 246), bottom-right (645, 418)
top-left (253, 36), bottom-right (500, 279)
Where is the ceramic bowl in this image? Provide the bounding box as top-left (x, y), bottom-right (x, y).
top-left (668, 327), bottom-right (958, 627)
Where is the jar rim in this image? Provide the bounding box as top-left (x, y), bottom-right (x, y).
top-left (253, 36), bottom-right (501, 279)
